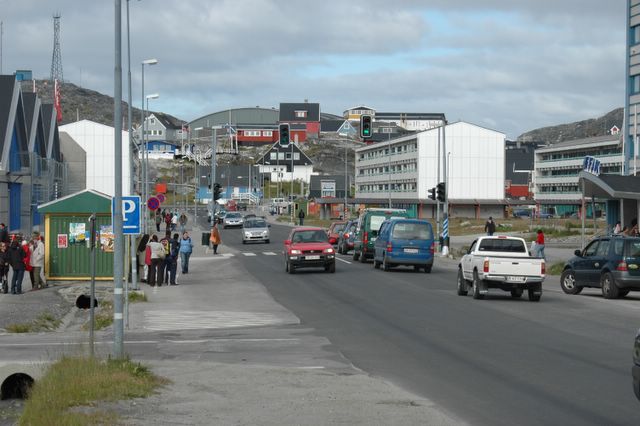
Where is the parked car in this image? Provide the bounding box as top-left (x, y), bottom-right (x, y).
top-left (560, 235), bottom-right (640, 299)
top-left (327, 221), bottom-right (347, 246)
top-left (372, 218), bottom-right (435, 273)
top-left (337, 220), bottom-right (357, 254)
top-left (513, 210), bottom-right (531, 218)
top-left (214, 209), bottom-right (227, 224)
top-left (633, 329), bottom-right (640, 401)
top-left (458, 236), bottom-right (546, 301)
top-left (242, 217), bottom-right (270, 244)
top-left (283, 227), bottom-right (336, 273)
top-left (353, 208), bottom-right (410, 263)
top-left (223, 212), bottom-right (244, 228)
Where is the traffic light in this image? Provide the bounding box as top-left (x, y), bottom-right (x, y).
top-left (278, 123), bottom-right (290, 148)
top-left (360, 114), bottom-right (372, 139)
top-left (436, 182), bottom-right (446, 203)
top-left (213, 183), bottom-right (223, 202)
top-left (428, 187), bottom-right (436, 201)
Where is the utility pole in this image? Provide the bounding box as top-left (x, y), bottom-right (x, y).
top-left (290, 142), bottom-right (294, 224)
top-left (211, 127), bottom-right (218, 215)
top-left (126, 0), bottom-right (138, 301)
top-left (113, 0), bottom-right (125, 359)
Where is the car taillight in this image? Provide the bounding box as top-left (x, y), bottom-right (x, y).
top-left (363, 232), bottom-right (368, 245)
top-left (483, 259), bottom-right (489, 273)
top-left (430, 242), bottom-right (435, 255)
top-left (617, 261), bottom-right (628, 271)
top-left (386, 243), bottom-right (393, 253)
top-left (541, 261), bottom-right (546, 275)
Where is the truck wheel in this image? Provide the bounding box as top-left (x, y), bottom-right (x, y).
top-left (328, 262), bottom-right (336, 273)
top-left (560, 269), bottom-right (582, 295)
top-left (424, 266), bottom-right (432, 273)
top-left (353, 251), bottom-right (360, 261)
top-left (285, 259), bottom-right (289, 272)
top-left (601, 272), bottom-right (620, 299)
top-left (457, 269), bottom-right (468, 296)
top-left (528, 289), bottom-right (541, 302)
top-left (288, 263), bottom-right (296, 274)
top-left (510, 288), bottom-right (523, 298)
top-left (472, 271), bottom-right (484, 300)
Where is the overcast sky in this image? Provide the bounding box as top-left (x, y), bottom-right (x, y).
top-left (0, 0), bottom-right (626, 139)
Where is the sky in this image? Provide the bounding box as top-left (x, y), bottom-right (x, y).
top-left (0, 0), bottom-right (627, 139)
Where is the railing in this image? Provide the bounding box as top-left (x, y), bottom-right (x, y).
top-left (232, 192), bottom-right (260, 204)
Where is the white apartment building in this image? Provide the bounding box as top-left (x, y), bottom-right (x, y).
top-left (533, 135), bottom-right (623, 216)
top-left (355, 121), bottom-right (506, 218)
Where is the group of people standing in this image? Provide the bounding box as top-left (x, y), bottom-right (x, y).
top-left (155, 210), bottom-right (188, 234)
top-left (137, 230), bottom-right (194, 287)
top-left (613, 219), bottom-right (639, 236)
top-left (0, 224), bottom-right (45, 295)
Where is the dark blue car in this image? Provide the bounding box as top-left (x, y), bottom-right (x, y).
top-left (372, 218), bottom-right (434, 273)
top-left (560, 235), bottom-right (640, 298)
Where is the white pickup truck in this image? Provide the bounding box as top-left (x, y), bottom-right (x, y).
top-left (457, 236), bottom-right (545, 302)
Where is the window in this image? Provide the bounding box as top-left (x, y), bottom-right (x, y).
top-left (294, 153), bottom-right (300, 160)
top-left (158, 130), bottom-right (163, 136)
top-left (632, 75), bottom-right (640, 95)
top-left (583, 241), bottom-right (599, 257)
top-left (295, 110), bottom-right (307, 118)
top-left (262, 130), bottom-right (273, 137)
top-left (285, 153), bottom-right (292, 160)
top-left (150, 118), bottom-right (156, 124)
top-left (632, 25), bottom-right (640, 45)
top-left (595, 240), bottom-right (610, 257)
top-left (270, 152), bottom-right (277, 160)
top-left (245, 130), bottom-right (261, 137)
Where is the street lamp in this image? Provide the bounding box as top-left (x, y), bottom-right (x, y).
top-left (140, 58), bottom-right (158, 232)
top-left (144, 93), bottom-right (159, 215)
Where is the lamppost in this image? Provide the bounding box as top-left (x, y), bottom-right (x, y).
top-left (140, 58), bottom-right (158, 232)
top-left (145, 93), bottom-right (159, 214)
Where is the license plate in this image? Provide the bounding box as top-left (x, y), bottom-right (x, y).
top-left (404, 248), bottom-right (419, 253)
top-left (305, 255), bottom-right (320, 260)
top-left (507, 276), bottom-right (526, 282)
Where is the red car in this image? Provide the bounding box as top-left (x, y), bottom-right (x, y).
top-left (284, 227), bottom-right (336, 273)
top-left (326, 221), bottom-right (347, 246)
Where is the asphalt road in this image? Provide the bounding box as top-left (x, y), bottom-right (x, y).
top-left (202, 210), bottom-right (640, 426)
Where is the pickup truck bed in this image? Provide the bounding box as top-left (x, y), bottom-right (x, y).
top-left (457, 236), bottom-right (546, 302)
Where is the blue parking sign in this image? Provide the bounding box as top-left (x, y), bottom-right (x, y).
top-left (112, 196), bottom-right (141, 235)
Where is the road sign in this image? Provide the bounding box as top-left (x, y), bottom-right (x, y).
top-left (112, 196), bottom-right (142, 235)
top-left (147, 196), bottom-right (160, 211)
top-left (156, 193), bottom-right (165, 203)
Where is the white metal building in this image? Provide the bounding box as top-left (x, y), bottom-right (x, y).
top-left (355, 121), bottom-right (506, 218)
top-left (59, 120), bottom-right (132, 196)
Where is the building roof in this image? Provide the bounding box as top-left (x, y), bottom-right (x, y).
top-left (189, 107), bottom-right (280, 129)
top-left (579, 172), bottom-right (640, 200)
top-left (22, 93), bottom-right (47, 156)
top-left (536, 135), bottom-right (620, 153)
top-left (375, 112), bottom-right (446, 121)
top-left (0, 76), bottom-right (30, 171)
top-left (343, 105), bottom-right (376, 113)
top-left (320, 119), bottom-right (345, 133)
top-left (279, 102), bottom-right (320, 122)
top-left (256, 142), bottom-right (314, 166)
top-left (42, 104), bottom-right (62, 161)
top-left (37, 189), bottom-right (112, 214)
top-left (151, 112), bottom-right (185, 129)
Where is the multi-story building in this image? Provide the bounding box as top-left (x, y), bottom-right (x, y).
top-left (533, 135), bottom-right (623, 216)
top-left (626, 0), bottom-right (640, 173)
top-left (279, 102), bottom-right (321, 142)
top-left (355, 121), bottom-right (505, 218)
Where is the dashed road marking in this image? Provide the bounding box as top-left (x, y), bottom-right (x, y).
top-left (264, 252), bottom-right (278, 256)
top-left (243, 252), bottom-right (257, 256)
top-left (336, 257), bottom-right (352, 264)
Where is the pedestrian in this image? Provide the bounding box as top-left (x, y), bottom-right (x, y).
top-left (179, 231), bottom-right (194, 274)
top-left (0, 223), bottom-right (9, 244)
top-left (158, 232), bottom-right (171, 285)
top-left (8, 240), bottom-right (26, 294)
top-left (0, 242), bottom-right (9, 294)
top-left (171, 213), bottom-right (178, 231)
top-left (21, 240), bottom-right (33, 290)
top-left (155, 212), bottom-right (162, 232)
top-left (30, 232), bottom-right (45, 290)
top-left (631, 218), bottom-right (639, 236)
top-left (536, 229), bottom-right (545, 259)
top-left (613, 221), bottom-right (622, 235)
top-left (179, 212), bottom-right (188, 233)
top-left (298, 208), bottom-right (306, 226)
top-left (165, 233), bottom-right (180, 285)
top-left (484, 216), bottom-right (496, 236)
top-left (147, 235), bottom-right (164, 286)
top-left (209, 223), bottom-right (221, 255)
top-left (137, 234), bottom-right (150, 283)
top-left (164, 212), bottom-right (172, 233)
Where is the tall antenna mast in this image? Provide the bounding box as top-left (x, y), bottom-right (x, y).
top-left (1, 21), bottom-right (4, 75)
top-left (50, 13), bottom-right (63, 81)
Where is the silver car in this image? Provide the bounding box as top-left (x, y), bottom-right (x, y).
top-left (242, 217), bottom-right (270, 244)
top-left (223, 212), bottom-right (243, 228)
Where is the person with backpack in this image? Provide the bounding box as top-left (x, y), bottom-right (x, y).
top-left (165, 233), bottom-right (180, 285)
top-left (8, 239), bottom-right (26, 294)
top-left (179, 231), bottom-right (194, 274)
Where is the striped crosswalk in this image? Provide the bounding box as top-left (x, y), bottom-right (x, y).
top-left (143, 310), bottom-right (289, 331)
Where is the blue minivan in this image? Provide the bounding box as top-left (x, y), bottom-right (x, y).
top-left (372, 218), bottom-right (435, 273)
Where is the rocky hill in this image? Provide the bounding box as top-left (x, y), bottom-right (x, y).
top-left (516, 108), bottom-right (623, 143)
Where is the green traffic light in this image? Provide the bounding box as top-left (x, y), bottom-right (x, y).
top-left (363, 129), bottom-right (370, 135)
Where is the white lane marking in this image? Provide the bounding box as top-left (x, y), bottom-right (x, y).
top-left (297, 366), bottom-right (326, 369)
top-left (221, 253), bottom-right (234, 257)
top-left (243, 252), bottom-right (257, 256)
top-left (336, 257), bottom-right (352, 264)
top-left (263, 252), bottom-right (277, 256)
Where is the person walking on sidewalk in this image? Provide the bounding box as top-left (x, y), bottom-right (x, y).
top-left (209, 223), bottom-right (221, 255)
top-left (0, 242), bottom-right (9, 294)
top-left (536, 229), bottom-right (545, 259)
top-left (0, 223), bottom-right (9, 244)
top-left (179, 231), bottom-right (194, 274)
top-left (298, 208), bottom-right (305, 226)
top-left (21, 240), bottom-right (33, 290)
top-left (8, 240), bottom-right (26, 294)
top-left (157, 232), bottom-right (171, 285)
top-left (155, 212), bottom-right (162, 232)
top-left (484, 217), bottom-right (496, 236)
top-left (165, 233), bottom-right (180, 285)
top-left (179, 212), bottom-right (188, 233)
top-left (147, 235), bottom-right (163, 286)
top-left (30, 232), bottom-right (45, 290)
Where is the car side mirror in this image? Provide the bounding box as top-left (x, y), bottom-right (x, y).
top-left (574, 249), bottom-right (582, 257)
top-left (284, 239), bottom-right (291, 245)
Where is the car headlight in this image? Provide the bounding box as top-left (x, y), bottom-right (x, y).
top-left (324, 248), bottom-right (334, 254)
top-left (634, 330), bottom-right (640, 365)
top-left (290, 249), bottom-right (302, 255)
top-left (244, 232), bottom-right (251, 238)
top-left (263, 231), bottom-right (269, 236)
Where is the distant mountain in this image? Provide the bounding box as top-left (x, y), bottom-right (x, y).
top-left (516, 108), bottom-right (623, 143)
top-left (19, 79), bottom-right (183, 128)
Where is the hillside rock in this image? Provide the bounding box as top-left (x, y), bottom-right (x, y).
top-left (517, 108), bottom-right (623, 143)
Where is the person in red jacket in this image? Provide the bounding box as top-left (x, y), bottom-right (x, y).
top-left (21, 240), bottom-right (34, 290)
top-left (536, 229), bottom-right (545, 260)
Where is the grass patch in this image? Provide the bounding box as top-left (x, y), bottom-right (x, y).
top-left (128, 291), bottom-right (147, 303)
top-left (82, 292), bottom-right (147, 331)
top-left (547, 262), bottom-right (565, 276)
top-left (20, 356), bottom-right (168, 425)
top-left (5, 311), bottom-right (62, 333)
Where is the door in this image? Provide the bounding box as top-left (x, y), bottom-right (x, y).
top-left (574, 240), bottom-right (600, 285)
top-left (8, 183), bottom-right (22, 231)
top-left (462, 239), bottom-right (478, 280)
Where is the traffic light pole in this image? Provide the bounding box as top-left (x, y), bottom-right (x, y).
top-left (211, 127), bottom-right (217, 216)
top-left (442, 125), bottom-right (449, 255)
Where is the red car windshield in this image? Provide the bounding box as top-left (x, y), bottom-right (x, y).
top-left (292, 230), bottom-right (328, 243)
